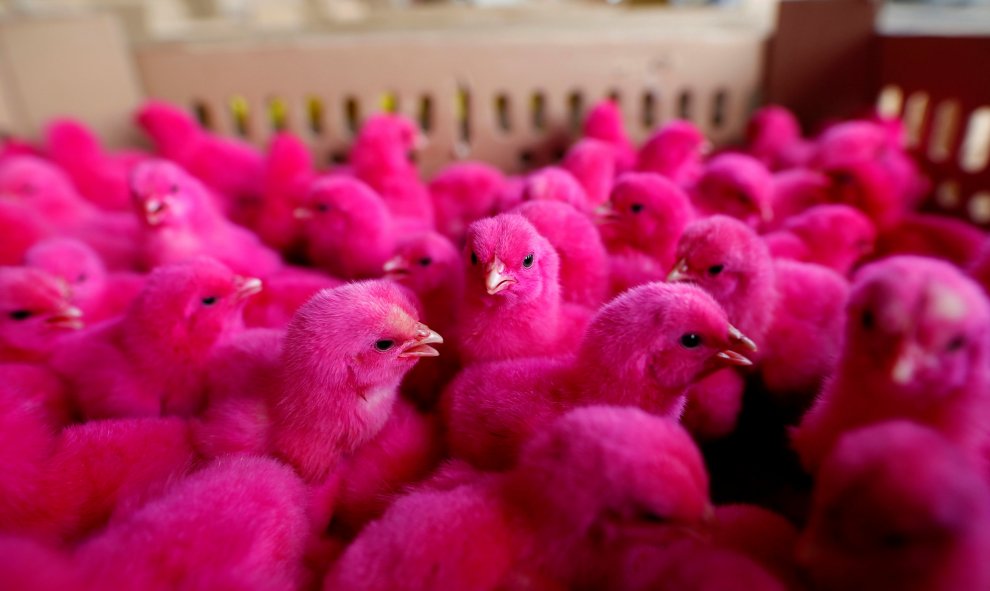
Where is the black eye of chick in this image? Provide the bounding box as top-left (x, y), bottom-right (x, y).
top-left (630, 203), bottom-right (644, 213)
top-left (708, 264), bottom-right (724, 275)
top-left (315, 203), bottom-right (329, 213)
top-left (418, 257), bottom-right (432, 267)
top-left (201, 296), bottom-right (218, 306)
top-left (680, 333), bottom-right (702, 348)
top-left (471, 252), bottom-right (478, 265)
top-left (522, 253), bottom-right (535, 268)
top-left (861, 309), bottom-right (875, 330)
top-left (8, 310), bottom-right (32, 321)
top-left (947, 335), bottom-right (966, 352)
top-left (374, 339), bottom-right (395, 351)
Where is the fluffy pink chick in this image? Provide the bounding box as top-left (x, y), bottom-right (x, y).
top-left (294, 176), bottom-right (395, 279)
top-left (135, 100), bottom-right (265, 224)
top-left (444, 282), bottom-right (756, 469)
top-left (745, 105), bottom-right (814, 171)
top-left (792, 256), bottom-right (990, 473)
top-left (692, 153), bottom-right (774, 227)
top-left (242, 267), bottom-right (342, 329)
top-left (875, 212), bottom-right (987, 268)
top-left (616, 539), bottom-right (787, 591)
top-left (583, 100), bottom-right (636, 172)
top-left (513, 200), bottom-right (609, 308)
top-left (765, 168), bottom-right (831, 230)
top-left (429, 161), bottom-right (506, 243)
top-left (763, 204), bottom-right (876, 276)
top-left (52, 257), bottom-right (260, 418)
top-left (562, 138), bottom-right (617, 209)
top-left (797, 421), bottom-right (990, 591)
top-left (0, 200), bottom-right (51, 265)
top-left (271, 281), bottom-right (443, 483)
top-left (77, 455), bottom-right (308, 591)
top-left (670, 215), bottom-right (848, 397)
top-left (0, 155), bottom-right (96, 227)
top-left (0, 267), bottom-right (82, 363)
top-left (130, 159), bottom-right (283, 276)
top-left (455, 214), bottom-right (575, 364)
top-left (711, 504), bottom-right (801, 587)
top-left (0, 537), bottom-right (79, 591)
top-left (636, 119), bottom-right (708, 186)
top-left (519, 167), bottom-right (590, 212)
top-left (256, 131), bottom-right (314, 252)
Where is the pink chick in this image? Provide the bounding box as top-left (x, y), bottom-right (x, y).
top-left (692, 153), bottom-right (775, 227)
top-left (294, 176), bottom-right (395, 279)
top-left (792, 256), bottom-right (990, 474)
top-left (513, 200), bottom-right (609, 308)
top-left (636, 119), bottom-right (708, 186)
top-left (562, 138), bottom-right (617, 209)
top-left (763, 204), bottom-right (877, 276)
top-left (874, 212), bottom-right (987, 268)
top-left (0, 200), bottom-right (51, 265)
top-left (745, 105), bottom-right (814, 171)
top-left (135, 100), bottom-right (265, 225)
top-left (444, 281), bottom-right (756, 470)
top-left (24, 238), bottom-right (144, 323)
top-left (670, 215), bottom-right (848, 398)
top-left (0, 267), bottom-right (82, 363)
top-left (455, 213), bottom-right (584, 365)
top-left (429, 161), bottom-right (507, 243)
top-left (583, 99), bottom-right (636, 172)
top-left (130, 159), bottom-right (283, 276)
top-left (0, 155), bottom-right (97, 227)
top-left (0, 537), bottom-right (80, 591)
top-left (256, 131), bottom-right (315, 253)
top-left (77, 455), bottom-right (308, 591)
top-left (710, 504), bottom-right (801, 588)
top-left (51, 257), bottom-right (260, 419)
top-left (45, 118), bottom-right (144, 211)
top-left (598, 172), bottom-right (696, 295)
top-left (241, 266), bottom-right (342, 329)
top-left (680, 368), bottom-right (747, 441)
top-left (518, 166), bottom-right (590, 212)
top-left (271, 280), bottom-right (444, 483)
top-left (797, 421), bottom-right (990, 591)
top-left (764, 168), bottom-right (831, 230)
top-left (616, 539), bottom-right (787, 591)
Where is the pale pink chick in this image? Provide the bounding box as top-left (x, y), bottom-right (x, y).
top-left (130, 159), bottom-right (283, 276)
top-left (562, 138), bottom-right (616, 208)
top-left (294, 176), bottom-right (395, 279)
top-left (745, 105), bottom-right (814, 171)
top-left (24, 238), bottom-right (144, 323)
top-left (256, 131), bottom-right (315, 252)
top-left (444, 282), bottom-right (756, 470)
top-left (636, 119), bottom-right (708, 186)
top-left (874, 212), bottom-right (987, 268)
top-left (598, 172), bottom-right (695, 295)
top-left (77, 455), bottom-right (308, 591)
top-left (692, 153), bottom-right (774, 227)
top-left (763, 204), bottom-right (876, 276)
top-left (797, 421), bottom-right (990, 591)
top-left (670, 215), bottom-right (848, 398)
top-left (429, 161), bottom-right (507, 243)
top-left (583, 100), bottom-right (636, 172)
top-left (0, 267), bottom-right (83, 363)
top-left (518, 167), bottom-right (590, 213)
top-left (513, 200), bottom-right (609, 308)
top-left (792, 256), bottom-right (990, 474)
top-left (764, 168), bottom-right (831, 230)
top-left (51, 257), bottom-right (260, 419)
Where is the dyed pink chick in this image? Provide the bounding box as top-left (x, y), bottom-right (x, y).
top-left (45, 118), bottom-right (144, 211)
top-left (513, 200), bottom-right (609, 308)
top-left (518, 166), bottom-right (590, 213)
top-left (636, 119), bottom-right (708, 186)
top-left (562, 138), bottom-right (617, 209)
top-left (583, 100), bottom-right (636, 172)
top-left (0, 537), bottom-right (79, 591)
top-left (0, 266), bottom-right (83, 363)
top-left (745, 105), bottom-right (814, 171)
top-left (51, 257), bottom-right (260, 419)
top-left (135, 100), bottom-right (265, 225)
top-left (616, 540), bottom-right (786, 591)
top-left (792, 256), bottom-right (990, 473)
top-left (797, 421), bottom-right (990, 591)
top-left (763, 204), bottom-right (876, 276)
top-left (670, 215), bottom-right (848, 398)
top-left (242, 267), bottom-right (342, 329)
top-left (294, 176), bottom-right (395, 279)
top-left (429, 161), bottom-right (507, 243)
top-left (764, 168), bottom-right (831, 230)
top-left (444, 281), bottom-right (756, 469)
top-left (874, 212), bottom-right (987, 268)
top-left (77, 455), bottom-right (308, 591)
top-left (24, 238), bottom-right (144, 323)
top-left (0, 200), bottom-right (51, 265)
top-left (130, 159), bottom-right (283, 276)
top-left (598, 172), bottom-right (696, 295)
top-left (256, 131), bottom-right (315, 252)
top-left (692, 153), bottom-right (774, 227)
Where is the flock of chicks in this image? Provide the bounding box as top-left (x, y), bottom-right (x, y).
top-left (1, 97), bottom-right (989, 591)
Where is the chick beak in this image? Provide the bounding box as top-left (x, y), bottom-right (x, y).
top-left (46, 305), bottom-right (84, 330)
top-left (234, 276), bottom-right (263, 300)
top-left (715, 349), bottom-right (753, 367)
top-left (594, 203), bottom-right (622, 225)
top-left (891, 342), bottom-right (925, 385)
top-left (398, 324), bottom-right (443, 358)
top-left (144, 198), bottom-right (167, 226)
top-left (666, 259), bottom-right (693, 283)
top-left (485, 258), bottom-right (516, 295)
top-left (728, 324), bottom-right (758, 354)
top-left (715, 327), bottom-right (755, 367)
top-left (293, 207), bottom-right (313, 220)
top-left (383, 256), bottom-right (411, 279)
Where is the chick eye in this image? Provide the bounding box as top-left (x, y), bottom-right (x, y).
top-left (861, 309), bottom-right (875, 330)
top-left (522, 253), bottom-right (535, 268)
top-left (470, 252), bottom-right (478, 266)
top-left (315, 203), bottom-right (329, 213)
top-left (707, 264), bottom-right (724, 275)
top-left (630, 203), bottom-right (644, 214)
top-left (201, 296), bottom-right (218, 306)
top-left (77, 273), bottom-right (87, 283)
top-left (418, 257), bottom-right (432, 267)
top-left (374, 339), bottom-right (395, 351)
top-left (680, 333), bottom-right (702, 348)
top-left (947, 335), bottom-right (965, 352)
top-left (8, 309), bottom-right (32, 321)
